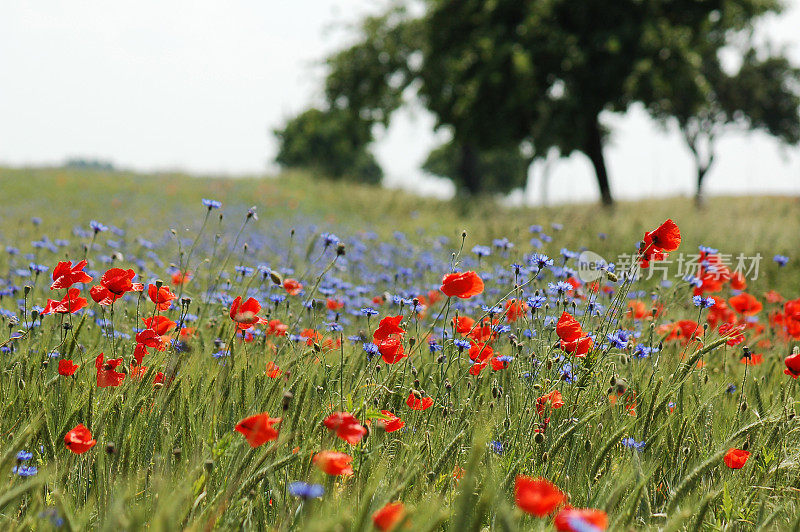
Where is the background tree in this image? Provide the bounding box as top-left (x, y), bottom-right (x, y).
top-left (281, 0), bottom-right (793, 205)
top-left (422, 140), bottom-right (533, 195)
top-left (635, 3), bottom-right (800, 205)
top-left (273, 107), bottom-right (382, 184)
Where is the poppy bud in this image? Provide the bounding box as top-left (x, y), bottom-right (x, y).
top-left (154, 382), bottom-right (164, 390)
top-left (606, 271), bottom-right (618, 282)
top-left (541, 452), bottom-right (548, 462)
top-left (336, 243), bottom-right (346, 256)
top-left (411, 367), bottom-right (418, 377)
top-left (41, 359), bottom-right (49, 368)
top-left (106, 442), bottom-right (117, 455)
top-left (269, 270), bottom-right (283, 285)
top-left (409, 338), bottom-right (416, 347)
top-left (742, 441), bottom-right (749, 451)
top-left (492, 387), bottom-right (499, 399)
top-left (31, 310), bottom-right (39, 321)
top-left (375, 364), bottom-right (381, 372)
top-left (534, 433), bottom-right (545, 444)
top-left (584, 440), bottom-right (592, 452)
top-left (282, 390), bottom-right (293, 411)
top-left (461, 230), bottom-right (467, 239)
top-left (489, 402), bottom-right (494, 410)
top-left (155, 279), bottom-right (163, 289)
top-left (414, 379), bottom-right (420, 388)
top-left (683, 447), bottom-right (690, 456)
top-left (24, 285), bottom-right (31, 296)
top-left (444, 380), bottom-right (452, 391)
top-left (181, 297), bottom-right (191, 307)
top-left (204, 459), bottom-right (213, 472)
top-left (173, 447), bottom-right (182, 458)
top-left (703, 374), bottom-right (709, 384)
top-left (741, 401), bottom-right (748, 411)
top-left (411, 389), bottom-right (422, 400)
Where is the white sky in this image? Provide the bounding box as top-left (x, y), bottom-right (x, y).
top-left (1, 1), bottom-right (799, 204)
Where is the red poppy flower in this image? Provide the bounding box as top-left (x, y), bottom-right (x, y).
top-left (556, 312), bottom-right (582, 342)
top-left (372, 501), bottom-right (405, 532)
top-left (323, 412), bottom-right (368, 445)
top-left (468, 342), bottom-right (494, 362)
top-left (283, 278), bottom-right (303, 295)
top-left (102, 268), bottom-right (143, 295)
top-left (266, 361), bottom-right (282, 378)
top-left (326, 298), bottom-right (344, 311)
top-left (171, 271), bottom-right (192, 286)
top-left (229, 296), bottom-right (267, 330)
top-left (719, 323), bottom-right (745, 346)
top-left (514, 476), bottom-right (566, 517)
top-left (234, 413), bottom-right (281, 447)
top-left (148, 284), bottom-right (177, 311)
top-left (377, 337), bottom-right (405, 364)
top-left (134, 343), bottom-right (148, 365)
top-left (491, 356), bottom-right (510, 371)
top-left (266, 319), bottom-right (288, 337)
top-left (375, 410), bottom-right (404, 433)
top-left (50, 260), bottom-right (93, 290)
top-left (765, 290), bottom-right (784, 304)
top-left (406, 392), bottom-right (433, 410)
top-left (89, 268), bottom-right (143, 305)
top-left (58, 359), bottom-right (79, 376)
top-left (95, 353), bottom-right (125, 387)
top-left (64, 424), bottom-right (97, 454)
top-left (639, 219), bottom-right (681, 268)
top-left (452, 316), bottom-right (475, 334)
top-left (627, 300), bottom-right (647, 320)
top-left (560, 336), bottom-right (593, 357)
top-left (136, 328), bottom-right (167, 351)
top-left (313, 451), bottom-right (354, 476)
top-left (730, 271), bottom-right (747, 291)
top-left (784, 353), bottom-right (800, 378)
top-left (723, 448), bottom-right (750, 469)
top-left (536, 390), bottom-right (564, 416)
top-left (729, 293), bottom-right (762, 316)
top-left (554, 507), bottom-right (608, 531)
top-left (740, 353), bottom-right (763, 365)
top-left (469, 360), bottom-right (488, 375)
top-left (42, 288), bottom-right (88, 315)
top-left (505, 299), bottom-right (528, 322)
top-left (142, 315), bottom-right (177, 336)
top-left (373, 315), bottom-right (405, 342)
top-left (440, 271), bottom-right (484, 299)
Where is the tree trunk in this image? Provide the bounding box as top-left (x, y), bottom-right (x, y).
top-left (695, 165), bottom-right (709, 208)
top-left (585, 114), bottom-right (614, 207)
top-left (458, 143), bottom-right (481, 195)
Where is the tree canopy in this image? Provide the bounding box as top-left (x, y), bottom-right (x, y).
top-left (276, 0), bottom-right (799, 205)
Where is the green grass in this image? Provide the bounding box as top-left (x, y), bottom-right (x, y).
top-left (1, 166), bottom-right (799, 531)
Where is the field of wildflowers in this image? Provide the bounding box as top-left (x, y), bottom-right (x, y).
top-left (2, 168), bottom-right (800, 531)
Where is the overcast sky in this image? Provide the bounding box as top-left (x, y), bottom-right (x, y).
top-left (2, 1), bottom-right (799, 204)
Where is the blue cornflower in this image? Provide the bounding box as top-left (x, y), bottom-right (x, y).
top-left (288, 481), bottom-right (324, 499)
top-left (684, 275), bottom-right (703, 288)
top-left (633, 345), bottom-right (658, 359)
top-left (12, 465), bottom-right (38, 477)
top-left (527, 295), bottom-right (547, 310)
top-left (326, 322), bottom-right (343, 332)
top-left (482, 304), bottom-right (503, 315)
top-left (202, 198), bottom-right (222, 209)
top-left (29, 263), bottom-right (48, 274)
top-left (270, 294), bottom-right (286, 304)
top-left (361, 307), bottom-right (378, 317)
top-left (363, 342), bottom-right (379, 358)
top-left (454, 339), bottom-right (471, 351)
top-left (39, 508), bottom-right (64, 527)
top-left (529, 254), bottom-right (554, 269)
top-left (548, 281), bottom-right (572, 294)
top-left (212, 350), bottom-right (229, 359)
top-left (16, 450), bottom-right (33, 461)
top-left (89, 220), bottom-right (108, 233)
top-left (726, 384), bottom-right (737, 394)
top-left (428, 341), bottom-right (442, 353)
top-left (320, 233), bottom-right (340, 247)
top-left (489, 440), bottom-right (504, 455)
top-left (472, 245), bottom-right (491, 258)
top-left (529, 224), bottom-right (543, 233)
top-left (774, 255), bottom-right (790, 267)
top-left (606, 330), bottom-right (630, 350)
top-left (234, 266), bottom-right (254, 276)
top-left (692, 295), bottom-right (715, 308)
top-left (621, 437), bottom-right (645, 451)
top-left (698, 245), bottom-right (718, 254)
top-left (492, 238), bottom-right (513, 250)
